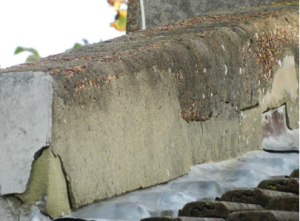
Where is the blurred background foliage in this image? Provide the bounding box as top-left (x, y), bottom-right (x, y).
top-left (14, 47), bottom-right (41, 62)
top-left (14, 0), bottom-right (127, 62)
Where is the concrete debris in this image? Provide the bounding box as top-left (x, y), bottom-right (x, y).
top-left (178, 201), bottom-right (263, 219)
top-left (218, 188), bottom-right (296, 207)
top-left (226, 210), bottom-right (299, 221)
top-left (257, 178), bottom-right (299, 194)
top-left (261, 105), bottom-right (299, 152)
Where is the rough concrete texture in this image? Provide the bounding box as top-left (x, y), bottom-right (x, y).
top-left (0, 196), bottom-right (40, 221)
top-left (226, 210), bottom-right (299, 221)
top-left (0, 72), bottom-right (53, 195)
top-left (16, 148), bottom-right (70, 218)
top-left (260, 55), bottom-right (299, 129)
top-left (0, 4), bottom-right (299, 217)
top-left (127, 0), bottom-right (298, 32)
top-left (0, 197), bottom-right (19, 221)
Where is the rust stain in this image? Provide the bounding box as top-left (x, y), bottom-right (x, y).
top-left (181, 102), bottom-right (210, 122)
top-left (272, 1), bottom-right (299, 6)
top-left (74, 74), bottom-right (122, 92)
top-left (255, 27), bottom-right (295, 80)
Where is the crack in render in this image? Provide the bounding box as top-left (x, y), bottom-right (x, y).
top-left (238, 102), bottom-right (260, 112)
top-left (0, 192), bottom-right (24, 206)
top-left (221, 99), bottom-right (260, 113)
top-left (34, 146), bottom-right (50, 160)
top-left (184, 100), bottom-right (260, 123)
top-left (53, 152), bottom-right (74, 209)
top-left (21, 146), bottom-right (51, 197)
top-left (19, 146), bottom-right (72, 213)
top-left (261, 102), bottom-right (286, 114)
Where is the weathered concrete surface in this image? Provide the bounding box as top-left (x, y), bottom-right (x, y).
top-left (127, 0), bottom-right (298, 32)
top-left (64, 151), bottom-right (298, 221)
top-left (0, 3), bottom-right (299, 218)
top-left (0, 72), bottom-right (53, 195)
top-left (0, 149), bottom-right (70, 220)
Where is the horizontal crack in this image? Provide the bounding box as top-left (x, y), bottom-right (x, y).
top-left (238, 102), bottom-right (259, 112)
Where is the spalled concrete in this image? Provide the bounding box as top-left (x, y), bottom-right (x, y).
top-left (261, 105), bottom-right (299, 151)
top-left (0, 3), bottom-right (299, 219)
top-left (0, 72), bottom-right (53, 195)
top-left (16, 148), bottom-right (70, 218)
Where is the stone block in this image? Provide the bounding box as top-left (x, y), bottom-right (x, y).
top-left (218, 188), bottom-right (296, 207)
top-left (258, 178), bottom-right (299, 194)
top-left (178, 201), bottom-right (263, 219)
top-left (265, 196), bottom-right (299, 212)
top-left (226, 210), bottom-right (299, 221)
top-left (290, 169), bottom-right (299, 178)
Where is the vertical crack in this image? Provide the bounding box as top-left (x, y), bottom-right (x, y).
top-left (54, 152), bottom-right (74, 209)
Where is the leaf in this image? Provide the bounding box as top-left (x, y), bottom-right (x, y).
top-left (14, 46), bottom-right (25, 55)
top-left (73, 43), bottom-right (82, 49)
top-left (26, 54), bottom-right (40, 62)
top-left (14, 46), bottom-right (40, 57)
top-left (65, 39), bottom-right (89, 52)
top-left (110, 9), bottom-right (127, 32)
top-left (14, 46), bottom-right (41, 62)
top-left (118, 14), bottom-right (127, 28)
top-left (110, 20), bottom-right (126, 32)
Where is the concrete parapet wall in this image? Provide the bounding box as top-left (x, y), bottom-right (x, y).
top-left (0, 4), bottom-right (299, 219)
top-left (127, 0), bottom-right (298, 32)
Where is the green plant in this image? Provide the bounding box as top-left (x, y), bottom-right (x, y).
top-left (14, 47), bottom-right (41, 62)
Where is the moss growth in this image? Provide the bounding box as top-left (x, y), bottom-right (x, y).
top-left (272, 1), bottom-right (299, 6)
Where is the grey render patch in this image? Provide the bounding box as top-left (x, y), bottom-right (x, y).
top-left (0, 197), bottom-right (18, 221)
top-left (0, 72), bottom-right (53, 195)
